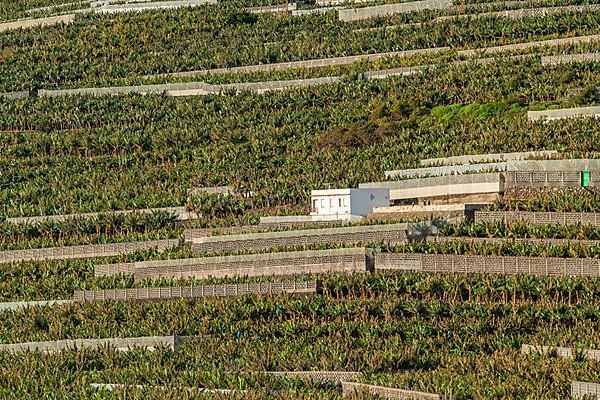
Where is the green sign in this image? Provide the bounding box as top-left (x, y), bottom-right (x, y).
top-left (581, 171), bottom-right (590, 187)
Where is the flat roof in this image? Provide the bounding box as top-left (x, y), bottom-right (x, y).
top-left (311, 189), bottom-right (352, 196)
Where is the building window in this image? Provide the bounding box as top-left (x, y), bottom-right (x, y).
top-left (320, 199), bottom-right (325, 208)
top-left (338, 198), bottom-right (342, 207)
top-left (312, 199), bottom-right (318, 212)
top-left (330, 198), bottom-right (334, 208)
top-left (343, 197), bottom-right (348, 207)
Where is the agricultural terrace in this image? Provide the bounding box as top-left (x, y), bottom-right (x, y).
top-left (0, 0), bottom-right (599, 398)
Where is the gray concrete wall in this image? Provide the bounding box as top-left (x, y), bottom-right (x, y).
top-left (73, 280), bottom-right (319, 302)
top-left (385, 162), bottom-right (508, 179)
top-left (0, 14), bottom-right (75, 33)
top-left (474, 211), bottom-right (600, 227)
top-left (0, 299), bottom-right (72, 312)
top-left (266, 371), bottom-right (362, 383)
top-left (506, 159), bottom-right (600, 171)
top-left (6, 206), bottom-right (195, 224)
top-left (541, 52), bottom-right (600, 66)
top-left (0, 239), bottom-right (180, 264)
top-left (528, 105), bottom-right (600, 121)
top-left (0, 335), bottom-right (186, 353)
top-left (338, 0), bottom-right (452, 21)
top-left (504, 170), bottom-right (599, 188)
top-left (375, 253), bottom-right (600, 276)
top-left (189, 223), bottom-right (410, 253)
top-left (521, 344), bottom-right (600, 361)
top-left (93, 247), bottom-right (371, 279)
top-left (341, 381), bottom-right (441, 400)
top-left (420, 151), bottom-right (558, 166)
top-left (571, 381), bottom-right (600, 399)
top-left (93, 0), bottom-right (216, 13)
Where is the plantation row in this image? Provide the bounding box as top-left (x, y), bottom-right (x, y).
top-left (0, 273), bottom-right (598, 398)
top-left (2, 5), bottom-right (600, 90)
top-left (1, 58), bottom-right (599, 217)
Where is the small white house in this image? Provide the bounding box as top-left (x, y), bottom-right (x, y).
top-left (310, 188), bottom-right (390, 218)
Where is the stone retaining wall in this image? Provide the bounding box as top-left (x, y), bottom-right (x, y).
top-left (521, 344), bottom-right (600, 361)
top-left (73, 280), bottom-right (320, 302)
top-left (341, 381), bottom-right (441, 399)
top-left (0, 239), bottom-right (180, 264)
top-left (93, 248), bottom-right (371, 279)
top-left (0, 335), bottom-right (188, 353)
top-left (188, 224), bottom-right (408, 253)
top-left (474, 211), bottom-right (600, 226)
top-left (375, 253), bottom-right (600, 276)
top-left (571, 381), bottom-right (600, 399)
top-left (338, 0), bottom-right (452, 21)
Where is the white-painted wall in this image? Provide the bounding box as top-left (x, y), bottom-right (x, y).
top-left (310, 188), bottom-right (389, 217)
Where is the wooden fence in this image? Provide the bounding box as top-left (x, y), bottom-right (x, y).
top-left (375, 253), bottom-right (600, 276)
top-left (73, 280), bottom-right (320, 302)
top-left (341, 381), bottom-right (441, 399)
top-left (0, 239), bottom-right (180, 264)
top-left (0, 335), bottom-right (191, 354)
top-left (474, 211), bottom-right (600, 227)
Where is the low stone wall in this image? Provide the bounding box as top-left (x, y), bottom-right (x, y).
top-left (571, 381), bottom-right (600, 399)
top-left (0, 335), bottom-right (188, 354)
top-left (427, 236), bottom-right (600, 248)
top-left (504, 170), bottom-right (599, 188)
top-left (338, 0), bottom-right (452, 21)
top-left (528, 105), bottom-right (600, 121)
top-left (375, 253), bottom-right (600, 276)
top-left (385, 162), bottom-right (508, 180)
top-left (341, 381), bottom-right (441, 399)
top-left (0, 299), bottom-right (72, 312)
top-left (474, 211), bottom-right (600, 226)
top-left (6, 206), bottom-right (195, 224)
top-left (73, 280), bottom-right (320, 302)
top-left (188, 224), bottom-right (409, 253)
top-left (0, 14), bottom-right (75, 33)
top-left (542, 52), bottom-right (600, 66)
top-left (93, 0), bottom-right (216, 13)
top-left (419, 150), bottom-right (558, 167)
top-left (266, 371), bottom-right (362, 384)
top-left (93, 248), bottom-right (371, 280)
top-left (0, 239), bottom-right (180, 264)
top-left (521, 344), bottom-right (600, 361)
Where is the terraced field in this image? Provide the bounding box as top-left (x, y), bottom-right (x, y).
top-left (1, 0), bottom-right (599, 398)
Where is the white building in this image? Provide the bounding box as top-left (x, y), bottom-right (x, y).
top-left (310, 188), bottom-right (390, 219)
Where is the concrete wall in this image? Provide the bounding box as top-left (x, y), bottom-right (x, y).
top-left (73, 280), bottom-right (319, 302)
top-left (427, 235), bottom-right (600, 248)
top-left (506, 159), bottom-right (600, 171)
top-left (420, 151), bottom-right (558, 167)
top-left (542, 52), bottom-right (600, 66)
top-left (258, 215), bottom-right (362, 225)
top-left (341, 381), bottom-right (441, 400)
top-left (93, 0), bottom-right (216, 13)
top-left (359, 173), bottom-right (503, 201)
top-left (6, 206), bottom-right (195, 224)
top-left (0, 335), bottom-right (186, 354)
top-left (0, 239), bottom-right (180, 264)
top-left (375, 253), bottom-right (600, 276)
top-left (504, 170), bottom-right (599, 188)
top-left (528, 105), bottom-right (600, 121)
top-left (0, 299), bottom-right (72, 312)
top-left (521, 344), bottom-right (600, 361)
top-left (93, 248), bottom-right (371, 279)
top-left (474, 211), bottom-right (600, 227)
top-left (349, 188), bottom-right (390, 217)
top-left (571, 381), bottom-right (600, 399)
top-left (0, 14), bottom-right (75, 33)
top-left (385, 162), bottom-right (508, 179)
top-left (188, 224), bottom-right (409, 253)
top-left (338, 0), bottom-right (452, 21)
top-left (266, 371), bottom-right (362, 383)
